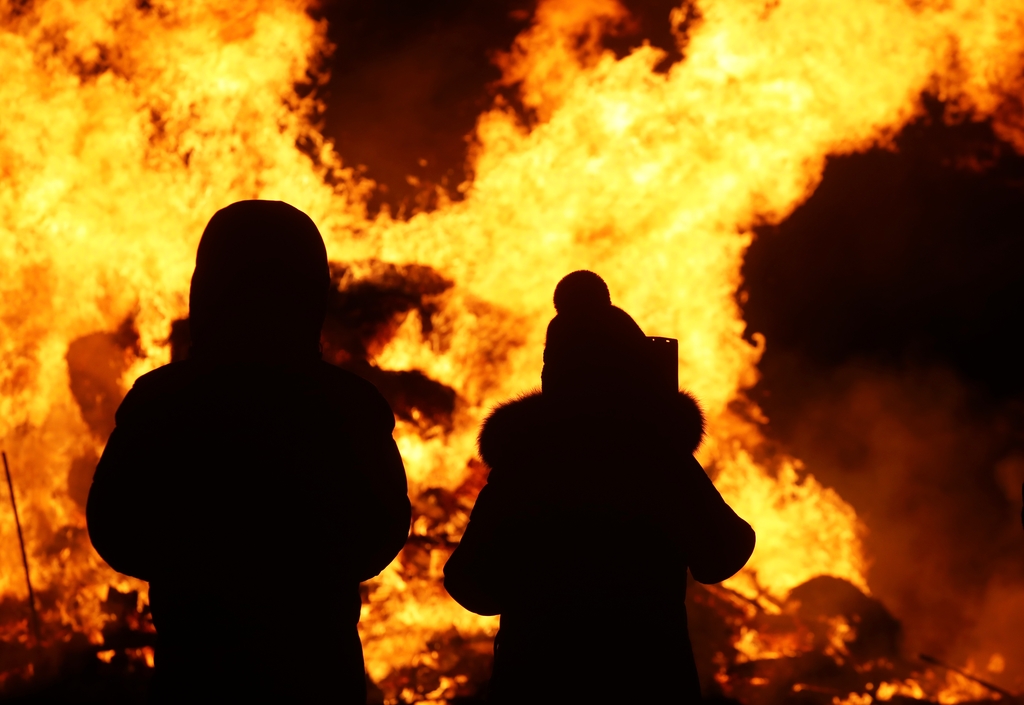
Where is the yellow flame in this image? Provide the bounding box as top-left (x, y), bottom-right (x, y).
top-left (2, 0), bottom-right (1024, 697)
top-left (876, 680), bottom-right (927, 702)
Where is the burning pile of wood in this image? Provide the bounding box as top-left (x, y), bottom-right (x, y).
top-left (0, 263), bottom-right (1012, 704)
top-left (0, 573), bottom-right (1009, 703)
top-left (688, 577), bottom-right (1008, 704)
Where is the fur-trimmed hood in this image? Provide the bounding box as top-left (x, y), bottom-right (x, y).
top-left (478, 389), bottom-right (705, 473)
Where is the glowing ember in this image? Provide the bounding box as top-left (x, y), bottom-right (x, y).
top-left (2, 0), bottom-right (1024, 700)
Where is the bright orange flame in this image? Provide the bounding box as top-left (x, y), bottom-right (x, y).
top-left (2, 0), bottom-right (1024, 699)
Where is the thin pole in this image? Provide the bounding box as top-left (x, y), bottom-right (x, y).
top-left (2, 451), bottom-right (41, 645)
top-left (920, 654), bottom-right (1017, 701)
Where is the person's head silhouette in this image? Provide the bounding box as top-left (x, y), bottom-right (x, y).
top-left (189, 200), bottom-right (329, 362)
top-left (541, 270), bottom-right (655, 406)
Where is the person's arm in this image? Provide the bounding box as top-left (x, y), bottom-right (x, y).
top-left (444, 394), bottom-right (537, 615)
top-left (679, 455), bottom-right (756, 585)
top-left (443, 482), bottom-right (509, 616)
top-left (346, 387), bottom-right (412, 583)
top-left (86, 391), bottom-right (160, 581)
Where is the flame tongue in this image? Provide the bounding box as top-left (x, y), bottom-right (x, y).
top-left (2, 0), bottom-right (1024, 700)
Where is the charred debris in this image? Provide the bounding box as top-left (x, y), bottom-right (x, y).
top-left (0, 261), bottom-right (1012, 703)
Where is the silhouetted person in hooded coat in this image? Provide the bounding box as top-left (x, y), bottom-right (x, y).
top-left (87, 201), bottom-right (411, 703)
top-left (443, 271), bottom-right (755, 703)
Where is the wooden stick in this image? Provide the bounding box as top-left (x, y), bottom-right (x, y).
top-left (3, 451), bottom-right (41, 645)
top-left (920, 653), bottom-right (1017, 701)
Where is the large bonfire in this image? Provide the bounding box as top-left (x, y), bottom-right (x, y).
top-left (1, 0), bottom-right (1023, 701)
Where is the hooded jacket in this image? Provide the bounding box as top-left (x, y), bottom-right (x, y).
top-left (87, 201), bottom-right (410, 704)
top-left (445, 388), bottom-right (754, 702)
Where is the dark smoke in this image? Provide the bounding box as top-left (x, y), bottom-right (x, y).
top-left (743, 100), bottom-right (1024, 682)
top-left (744, 97), bottom-right (1024, 401)
top-left (314, 1), bottom-right (532, 212)
top-left (314, 0), bottom-right (691, 212)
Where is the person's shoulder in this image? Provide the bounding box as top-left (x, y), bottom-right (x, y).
top-left (478, 390), bottom-right (545, 469)
top-left (116, 361), bottom-right (196, 422)
top-left (130, 360), bottom-right (196, 391)
top-left (315, 361), bottom-right (383, 398)
top-left (315, 361), bottom-right (395, 428)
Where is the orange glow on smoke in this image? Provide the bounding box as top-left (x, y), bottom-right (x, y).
top-left (2, 0), bottom-right (1024, 700)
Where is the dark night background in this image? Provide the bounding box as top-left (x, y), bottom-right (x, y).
top-left (315, 0), bottom-right (1024, 668)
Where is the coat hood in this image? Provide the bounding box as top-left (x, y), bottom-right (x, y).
top-left (189, 200), bottom-right (329, 362)
top-left (478, 389), bottom-right (706, 472)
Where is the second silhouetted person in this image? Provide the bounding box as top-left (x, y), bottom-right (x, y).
top-left (444, 270), bottom-right (755, 703)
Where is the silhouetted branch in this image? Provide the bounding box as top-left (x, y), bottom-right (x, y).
top-left (2, 451), bottom-right (41, 646)
top-left (919, 653), bottom-right (1017, 701)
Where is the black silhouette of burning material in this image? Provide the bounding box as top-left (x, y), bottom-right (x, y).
top-left (695, 576), bottom-right (903, 703)
top-left (167, 259), bottom-right (459, 429)
top-left (0, 587), bottom-right (154, 703)
top-left (367, 626), bottom-right (495, 705)
top-left (918, 654), bottom-right (1016, 701)
top-left (5, 260), bottom-right (1013, 703)
top-left (361, 475), bottom-right (497, 703)
top-left (320, 260), bottom-right (457, 430)
top-left (688, 576), bottom-right (1011, 705)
